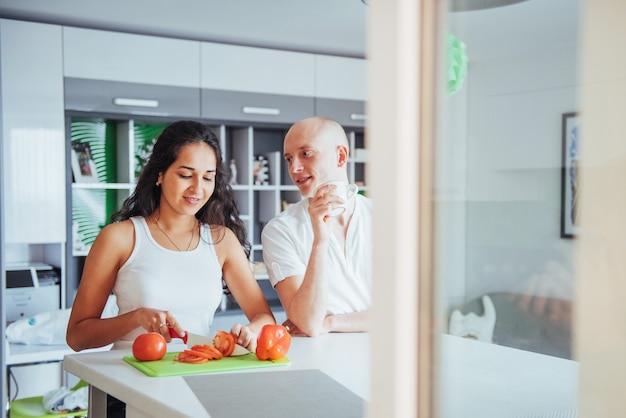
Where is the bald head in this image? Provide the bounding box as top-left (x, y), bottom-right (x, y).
top-left (285, 116), bottom-right (349, 149)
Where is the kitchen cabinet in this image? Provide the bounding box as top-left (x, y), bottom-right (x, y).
top-left (1, 19), bottom-right (66, 244)
top-left (63, 27), bottom-right (201, 118)
top-left (63, 27), bottom-right (201, 87)
top-left (200, 42), bottom-right (315, 96)
top-left (200, 42), bottom-right (315, 124)
top-left (314, 55), bottom-right (367, 127)
top-left (64, 78), bottom-right (201, 118)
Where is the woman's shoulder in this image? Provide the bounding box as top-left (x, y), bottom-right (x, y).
top-left (207, 224), bottom-right (237, 244)
top-left (97, 219), bottom-right (136, 244)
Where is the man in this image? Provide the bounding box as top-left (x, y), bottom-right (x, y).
top-left (261, 116), bottom-right (372, 336)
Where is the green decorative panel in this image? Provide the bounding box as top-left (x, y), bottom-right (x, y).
top-left (134, 122), bottom-right (167, 179)
top-left (70, 118), bottom-right (120, 253)
top-left (71, 188), bottom-right (109, 252)
top-left (71, 119), bottom-right (117, 183)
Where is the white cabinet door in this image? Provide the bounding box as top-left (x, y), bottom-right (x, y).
top-left (315, 55), bottom-right (367, 101)
top-left (63, 27), bottom-right (201, 88)
top-left (201, 42), bottom-right (315, 96)
top-left (1, 19), bottom-right (66, 243)
top-left (314, 55), bottom-right (367, 127)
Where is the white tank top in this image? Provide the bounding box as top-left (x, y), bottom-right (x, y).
top-left (113, 217), bottom-right (223, 347)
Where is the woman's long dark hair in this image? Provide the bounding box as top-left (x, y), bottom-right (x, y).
top-left (112, 120), bottom-right (250, 256)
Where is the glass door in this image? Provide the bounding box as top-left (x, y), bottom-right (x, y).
top-left (433, 0), bottom-right (583, 416)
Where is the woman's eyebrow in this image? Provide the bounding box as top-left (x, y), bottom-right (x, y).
top-left (177, 165), bottom-right (216, 173)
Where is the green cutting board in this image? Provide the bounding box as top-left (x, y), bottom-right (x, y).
top-left (123, 352), bottom-right (289, 377)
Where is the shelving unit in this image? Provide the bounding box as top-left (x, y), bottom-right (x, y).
top-left (66, 115), bottom-right (366, 295)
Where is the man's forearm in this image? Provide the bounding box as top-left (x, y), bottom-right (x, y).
top-left (324, 310), bottom-right (370, 333)
top-left (286, 239), bottom-right (330, 336)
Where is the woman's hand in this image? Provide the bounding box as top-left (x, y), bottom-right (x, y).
top-left (230, 323), bottom-right (257, 351)
top-left (137, 308), bottom-right (184, 343)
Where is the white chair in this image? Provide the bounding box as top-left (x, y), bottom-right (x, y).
top-left (449, 295), bottom-right (496, 343)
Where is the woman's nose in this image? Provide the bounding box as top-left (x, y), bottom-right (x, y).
top-left (190, 176), bottom-right (203, 191)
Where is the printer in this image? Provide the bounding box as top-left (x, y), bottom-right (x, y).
top-left (5, 262), bottom-right (61, 323)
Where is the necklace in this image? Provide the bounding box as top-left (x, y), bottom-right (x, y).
top-left (154, 216), bottom-right (196, 251)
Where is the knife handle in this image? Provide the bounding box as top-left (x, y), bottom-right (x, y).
top-left (168, 325), bottom-right (188, 344)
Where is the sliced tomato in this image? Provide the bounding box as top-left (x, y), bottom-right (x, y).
top-left (213, 330), bottom-right (237, 357)
top-left (175, 351), bottom-right (209, 364)
top-left (193, 344), bottom-right (223, 359)
top-left (189, 345), bottom-right (222, 360)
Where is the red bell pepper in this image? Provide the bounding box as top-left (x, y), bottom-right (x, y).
top-left (255, 324), bottom-right (292, 360)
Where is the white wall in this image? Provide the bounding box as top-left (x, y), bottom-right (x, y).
top-left (457, 42), bottom-right (580, 305)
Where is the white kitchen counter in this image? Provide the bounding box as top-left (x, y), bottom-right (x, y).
top-left (63, 332), bottom-right (579, 418)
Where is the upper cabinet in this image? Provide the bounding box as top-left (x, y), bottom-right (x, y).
top-left (63, 27), bottom-right (201, 87)
top-left (60, 26), bottom-right (367, 125)
top-left (1, 19), bottom-right (66, 243)
top-left (200, 42), bottom-right (315, 95)
top-left (62, 27), bottom-right (201, 117)
top-left (200, 42), bottom-right (315, 123)
top-left (314, 55), bottom-right (367, 127)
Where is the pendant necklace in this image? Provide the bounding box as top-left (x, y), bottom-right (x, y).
top-left (154, 215), bottom-right (196, 251)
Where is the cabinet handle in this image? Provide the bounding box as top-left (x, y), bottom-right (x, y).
top-left (113, 98), bottom-right (159, 108)
top-left (350, 113), bottom-right (367, 121)
top-left (241, 106), bottom-right (280, 116)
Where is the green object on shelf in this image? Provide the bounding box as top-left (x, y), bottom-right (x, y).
top-left (9, 396), bottom-right (86, 418)
top-left (448, 32), bottom-right (468, 95)
top-left (134, 122), bottom-right (167, 179)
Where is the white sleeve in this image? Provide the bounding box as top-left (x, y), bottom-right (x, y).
top-left (261, 218), bottom-right (307, 288)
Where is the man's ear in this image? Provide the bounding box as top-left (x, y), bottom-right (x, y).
top-left (337, 145), bottom-right (349, 167)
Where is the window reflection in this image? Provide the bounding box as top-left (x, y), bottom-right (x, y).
top-left (435, 0), bottom-right (582, 415)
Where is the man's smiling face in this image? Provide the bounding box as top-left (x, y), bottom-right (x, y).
top-left (283, 120), bottom-right (342, 198)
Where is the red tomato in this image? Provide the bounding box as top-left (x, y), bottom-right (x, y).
top-left (255, 324), bottom-right (291, 360)
top-left (213, 330), bottom-right (236, 357)
top-left (132, 332), bottom-right (167, 361)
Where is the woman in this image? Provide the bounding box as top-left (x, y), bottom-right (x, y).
top-left (66, 120), bottom-right (275, 353)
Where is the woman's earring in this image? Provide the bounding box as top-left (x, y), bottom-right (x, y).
top-left (156, 181), bottom-right (161, 186)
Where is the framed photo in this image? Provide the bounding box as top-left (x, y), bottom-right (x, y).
top-left (71, 142), bottom-right (99, 183)
top-left (561, 112), bottom-right (580, 238)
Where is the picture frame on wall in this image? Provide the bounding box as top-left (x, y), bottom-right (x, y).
top-left (561, 112), bottom-right (580, 238)
top-left (71, 142), bottom-right (99, 183)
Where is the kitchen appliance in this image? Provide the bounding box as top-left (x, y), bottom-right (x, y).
top-left (5, 262), bottom-right (61, 323)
